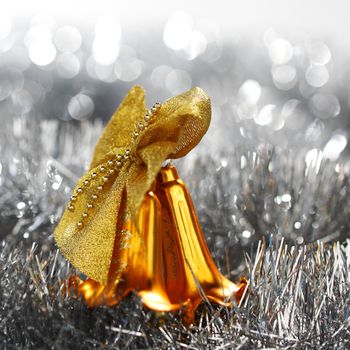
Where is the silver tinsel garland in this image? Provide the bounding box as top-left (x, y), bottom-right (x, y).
top-left (1, 118), bottom-right (350, 349)
top-left (1, 13), bottom-right (350, 348)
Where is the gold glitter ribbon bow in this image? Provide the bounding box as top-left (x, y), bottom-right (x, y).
top-left (54, 86), bottom-right (211, 285)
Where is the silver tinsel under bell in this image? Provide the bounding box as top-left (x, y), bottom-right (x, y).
top-left (1, 117), bottom-right (350, 349)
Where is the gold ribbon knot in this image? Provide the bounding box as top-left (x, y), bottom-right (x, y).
top-left (54, 86), bottom-right (211, 285)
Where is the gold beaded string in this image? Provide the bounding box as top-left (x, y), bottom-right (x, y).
top-left (66, 102), bottom-right (162, 230)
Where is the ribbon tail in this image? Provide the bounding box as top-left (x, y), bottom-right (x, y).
top-left (54, 169), bottom-right (128, 285)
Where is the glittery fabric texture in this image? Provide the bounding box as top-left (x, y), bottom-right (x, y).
top-left (54, 86), bottom-right (211, 285)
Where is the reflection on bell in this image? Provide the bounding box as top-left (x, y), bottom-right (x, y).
top-left (76, 165), bottom-right (246, 318)
top-left (156, 166), bottom-right (246, 314)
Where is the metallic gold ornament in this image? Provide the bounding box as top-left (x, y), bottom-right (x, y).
top-left (54, 86), bottom-right (246, 318)
top-left (71, 165), bottom-right (246, 319)
top-left (155, 166), bottom-right (246, 309)
top-left (54, 85), bottom-right (211, 285)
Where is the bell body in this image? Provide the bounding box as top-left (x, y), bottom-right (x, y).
top-left (156, 166), bottom-right (245, 309)
top-left (76, 166), bottom-right (246, 315)
top-left (114, 188), bottom-right (181, 311)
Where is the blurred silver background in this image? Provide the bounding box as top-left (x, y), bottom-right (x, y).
top-left (1, 0), bottom-right (350, 159)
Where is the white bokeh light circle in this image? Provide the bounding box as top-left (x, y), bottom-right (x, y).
top-left (165, 69), bottom-right (192, 94)
top-left (28, 39), bottom-right (56, 66)
top-left (92, 16), bottom-right (121, 65)
top-left (68, 94), bottom-right (94, 120)
top-left (305, 65), bottom-right (329, 87)
top-left (54, 26), bottom-right (82, 53)
top-left (163, 12), bottom-right (193, 50)
top-left (268, 38), bottom-right (293, 64)
top-left (323, 134), bottom-right (347, 161)
top-left (238, 80), bottom-right (262, 105)
top-left (56, 53), bottom-right (80, 79)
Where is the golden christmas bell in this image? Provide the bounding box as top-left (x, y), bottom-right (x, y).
top-left (55, 86), bottom-right (246, 320)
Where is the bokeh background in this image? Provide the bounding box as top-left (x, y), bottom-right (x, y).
top-left (1, 0), bottom-right (350, 269)
top-left (2, 0), bottom-right (350, 152)
top-left (2, 2), bottom-right (350, 348)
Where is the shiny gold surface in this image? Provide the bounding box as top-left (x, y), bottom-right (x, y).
top-left (54, 85), bottom-right (246, 318)
top-left (54, 86), bottom-right (211, 285)
top-left (156, 166), bottom-right (245, 308)
top-left (77, 166), bottom-right (246, 318)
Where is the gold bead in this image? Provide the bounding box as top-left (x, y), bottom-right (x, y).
top-left (92, 172), bottom-right (97, 179)
top-left (77, 187), bottom-right (83, 194)
top-left (144, 114), bottom-right (150, 123)
top-left (103, 176), bottom-right (109, 183)
top-left (84, 179), bottom-right (90, 186)
top-left (99, 166), bottom-right (106, 173)
top-left (77, 221), bottom-right (83, 229)
top-left (92, 194), bottom-right (98, 200)
top-left (109, 169), bottom-right (115, 175)
top-left (82, 212), bottom-right (88, 218)
top-left (71, 195), bottom-right (77, 202)
top-left (87, 203), bottom-right (93, 209)
top-left (147, 109), bottom-right (153, 116)
top-left (137, 122), bottom-right (144, 130)
top-left (151, 106), bottom-right (157, 114)
top-left (97, 185), bottom-right (103, 191)
top-left (123, 154), bottom-right (129, 161)
top-left (108, 160), bottom-right (114, 167)
top-left (154, 102), bottom-right (161, 109)
top-left (116, 161), bottom-right (122, 167)
top-left (116, 154), bottom-right (123, 161)
top-left (133, 131), bottom-right (139, 138)
top-left (68, 204), bottom-right (75, 211)
top-left (125, 149), bottom-right (130, 155)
